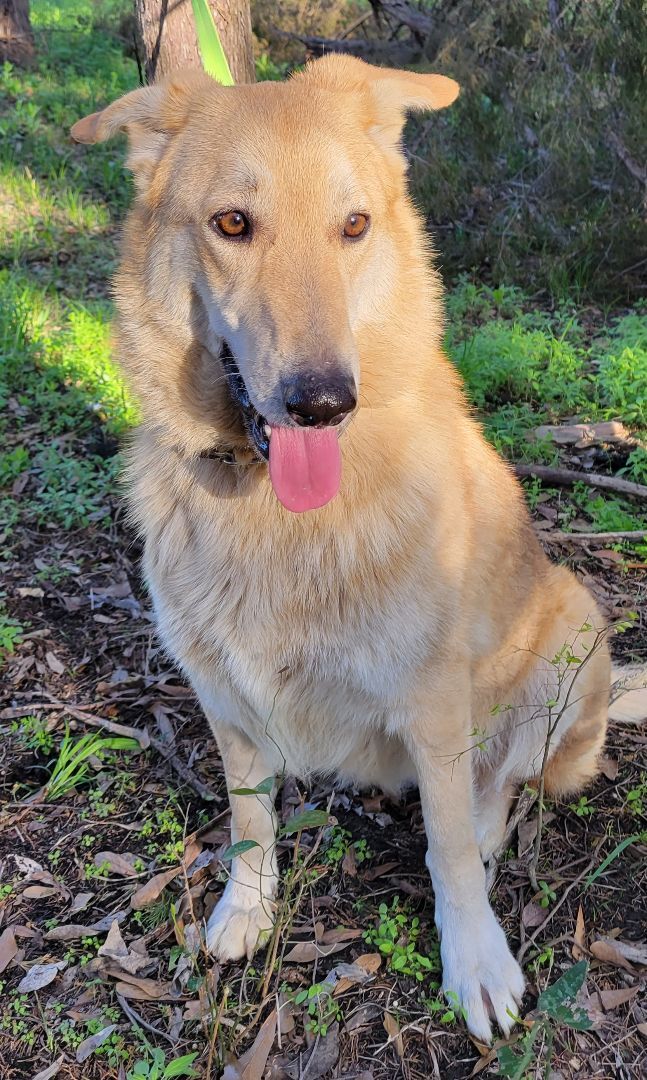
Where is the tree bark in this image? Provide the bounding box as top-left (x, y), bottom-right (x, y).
top-left (0, 0), bottom-right (34, 64)
top-left (134, 0), bottom-right (254, 84)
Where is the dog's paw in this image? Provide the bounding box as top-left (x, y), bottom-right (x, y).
top-left (206, 884), bottom-right (275, 962)
top-left (437, 901), bottom-right (525, 1043)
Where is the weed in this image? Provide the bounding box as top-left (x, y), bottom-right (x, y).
top-left (324, 826), bottom-right (373, 867)
top-left (43, 724), bottom-right (139, 800)
top-left (496, 961), bottom-right (592, 1078)
top-left (140, 802), bottom-right (186, 865)
top-left (291, 981), bottom-right (342, 1036)
top-left (127, 1048), bottom-right (199, 1079)
top-left (0, 607), bottom-right (24, 658)
top-left (569, 795), bottom-right (596, 818)
top-left (10, 713), bottom-right (55, 754)
top-left (364, 898), bottom-right (440, 981)
top-left (537, 880), bottom-right (557, 908)
top-left (624, 774), bottom-right (646, 816)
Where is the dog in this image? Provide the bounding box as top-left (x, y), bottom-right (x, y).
top-left (71, 55), bottom-right (644, 1042)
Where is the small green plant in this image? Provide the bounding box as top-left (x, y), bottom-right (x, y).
top-left (624, 775), bottom-right (646, 816)
top-left (569, 795), bottom-right (595, 818)
top-left (425, 988), bottom-right (468, 1025)
top-left (537, 880), bottom-right (557, 908)
top-left (0, 607), bottom-right (24, 658)
top-left (126, 1048), bottom-right (199, 1079)
top-left (43, 726), bottom-right (139, 801)
top-left (496, 961), bottom-right (592, 1079)
top-left (364, 898), bottom-right (439, 981)
top-left (292, 982), bottom-right (342, 1037)
top-left (10, 714), bottom-right (55, 753)
top-left (324, 827), bottom-right (373, 867)
top-left (140, 802), bottom-right (186, 865)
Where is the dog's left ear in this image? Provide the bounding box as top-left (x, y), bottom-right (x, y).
top-left (301, 55), bottom-right (459, 158)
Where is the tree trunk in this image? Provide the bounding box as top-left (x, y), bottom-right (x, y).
top-left (0, 0), bottom-right (34, 64)
top-left (134, 0), bottom-right (254, 84)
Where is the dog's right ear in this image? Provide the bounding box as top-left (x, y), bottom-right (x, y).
top-left (71, 70), bottom-right (215, 191)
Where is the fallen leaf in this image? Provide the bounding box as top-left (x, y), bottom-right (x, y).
top-left (383, 1012), bottom-right (403, 1058)
top-left (522, 901), bottom-right (546, 929)
top-left (0, 927), bottom-right (18, 974)
top-left (223, 1008), bottom-right (276, 1080)
top-left (129, 842), bottom-right (200, 910)
top-left (344, 1002), bottom-right (382, 1031)
top-left (598, 986), bottom-right (639, 1011)
top-left (597, 938), bottom-right (647, 965)
top-left (353, 953), bottom-right (382, 974)
top-left (93, 852), bottom-right (139, 877)
top-left (320, 927), bottom-right (364, 945)
top-left (362, 861), bottom-right (399, 881)
top-left (332, 960), bottom-right (379, 996)
top-left (341, 845), bottom-right (357, 877)
top-left (68, 892), bottom-right (94, 916)
top-left (12, 855), bottom-right (43, 877)
top-left (30, 1056), bottom-right (65, 1080)
top-left (97, 920), bottom-right (149, 975)
top-left (573, 904), bottom-right (586, 961)
top-left (129, 865), bottom-right (181, 909)
top-left (22, 886), bottom-right (57, 899)
top-left (591, 549), bottom-right (625, 564)
top-left (637, 1022), bottom-right (647, 1037)
top-left (113, 978), bottom-right (174, 1001)
top-left (17, 960), bottom-right (67, 993)
top-left (598, 755), bottom-right (619, 781)
top-left (283, 940), bottom-right (351, 963)
top-left (76, 1024), bottom-right (117, 1063)
top-left (590, 940), bottom-right (635, 972)
top-left (17, 587), bottom-right (44, 600)
top-left (518, 817), bottom-right (538, 854)
top-left (45, 651), bottom-right (65, 675)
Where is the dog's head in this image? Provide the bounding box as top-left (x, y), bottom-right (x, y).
top-left (72, 56), bottom-right (458, 511)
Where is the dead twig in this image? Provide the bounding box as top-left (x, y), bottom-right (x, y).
top-left (515, 463), bottom-right (647, 501)
top-left (116, 992), bottom-right (176, 1045)
top-left (540, 529), bottom-right (647, 544)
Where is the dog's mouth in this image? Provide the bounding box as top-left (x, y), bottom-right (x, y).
top-left (219, 342), bottom-right (343, 514)
top-left (220, 341), bottom-right (270, 461)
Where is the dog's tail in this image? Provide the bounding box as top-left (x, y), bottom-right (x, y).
top-left (609, 664), bottom-right (647, 723)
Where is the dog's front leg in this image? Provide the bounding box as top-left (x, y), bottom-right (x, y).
top-left (401, 673), bottom-right (525, 1043)
top-left (205, 723), bottom-right (279, 962)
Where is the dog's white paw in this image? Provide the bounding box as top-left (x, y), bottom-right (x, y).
top-left (437, 900), bottom-right (525, 1043)
top-left (206, 883), bottom-right (275, 962)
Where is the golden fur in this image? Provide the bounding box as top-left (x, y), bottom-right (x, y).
top-left (72, 56), bottom-right (626, 1041)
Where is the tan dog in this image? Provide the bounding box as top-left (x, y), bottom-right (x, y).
top-left (72, 56), bottom-right (642, 1042)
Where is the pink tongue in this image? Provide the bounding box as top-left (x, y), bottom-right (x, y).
top-left (269, 426), bottom-right (341, 512)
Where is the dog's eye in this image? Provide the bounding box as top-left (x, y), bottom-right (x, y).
top-left (211, 211), bottom-right (250, 239)
top-left (343, 213), bottom-right (369, 239)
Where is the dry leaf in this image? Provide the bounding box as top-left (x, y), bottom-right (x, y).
top-left (332, 960), bottom-right (378, 996)
top-left (383, 1012), bottom-right (404, 1058)
top-left (129, 841), bottom-right (201, 910)
top-left (30, 1056), bottom-right (65, 1080)
top-left (598, 938), bottom-right (647, 965)
top-left (518, 817), bottom-right (538, 854)
top-left (598, 986), bottom-right (639, 1011)
top-left (522, 901), bottom-right (546, 929)
top-left (45, 924), bottom-right (100, 942)
top-left (598, 756), bottom-right (619, 781)
top-left (222, 1008), bottom-right (276, 1080)
top-left (130, 866), bottom-right (181, 910)
top-left (97, 920), bottom-right (150, 975)
top-left (113, 977), bottom-right (173, 1001)
top-left (68, 892), bottom-right (94, 916)
top-left (76, 1024), bottom-right (117, 1063)
top-left (362, 861), bottom-right (399, 881)
top-left (17, 960), bottom-right (67, 993)
top-left (0, 927), bottom-right (18, 974)
top-left (94, 852), bottom-right (138, 877)
top-left (353, 953), bottom-right (382, 974)
top-left (283, 940), bottom-right (351, 963)
top-left (45, 651), bottom-right (65, 675)
top-left (590, 940), bottom-right (635, 972)
top-left (320, 927), bottom-right (363, 945)
top-left (637, 1022), bottom-right (647, 1037)
top-left (572, 904), bottom-right (586, 961)
top-left (341, 845), bottom-right (357, 877)
top-left (22, 885), bottom-right (57, 899)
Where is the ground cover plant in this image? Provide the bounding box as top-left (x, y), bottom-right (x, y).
top-left (0, 2), bottom-right (646, 1078)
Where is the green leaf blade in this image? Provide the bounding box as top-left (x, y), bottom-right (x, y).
top-left (191, 0), bottom-right (235, 86)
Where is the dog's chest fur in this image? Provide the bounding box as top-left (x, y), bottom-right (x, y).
top-left (139, 462), bottom-right (450, 784)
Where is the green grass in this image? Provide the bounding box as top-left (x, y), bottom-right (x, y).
top-left (1, 0), bottom-right (646, 561)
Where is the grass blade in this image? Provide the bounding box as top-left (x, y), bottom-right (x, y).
top-left (585, 833), bottom-right (642, 888)
top-left (191, 0), bottom-right (234, 86)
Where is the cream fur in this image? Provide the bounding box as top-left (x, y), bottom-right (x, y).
top-left (72, 55), bottom-right (622, 1043)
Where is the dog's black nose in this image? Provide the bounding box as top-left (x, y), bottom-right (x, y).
top-left (284, 374), bottom-right (357, 427)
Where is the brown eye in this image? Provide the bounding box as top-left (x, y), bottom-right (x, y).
top-left (211, 211), bottom-right (250, 238)
top-left (343, 212), bottom-right (369, 239)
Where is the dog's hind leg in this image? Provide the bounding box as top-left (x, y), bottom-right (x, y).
top-left (474, 782), bottom-right (515, 863)
top-left (203, 722), bottom-right (279, 962)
